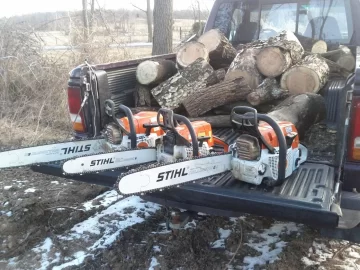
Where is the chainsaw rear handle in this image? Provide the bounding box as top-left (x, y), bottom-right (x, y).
top-left (231, 106), bottom-right (287, 185)
top-left (104, 100), bottom-right (136, 149)
top-left (157, 108), bottom-right (199, 157)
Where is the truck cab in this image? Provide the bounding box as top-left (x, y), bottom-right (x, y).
top-left (33, 0), bottom-right (360, 242)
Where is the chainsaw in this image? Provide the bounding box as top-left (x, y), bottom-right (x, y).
top-left (115, 106), bottom-right (308, 196)
top-left (0, 102), bottom-right (163, 170)
top-left (62, 108), bottom-right (229, 175)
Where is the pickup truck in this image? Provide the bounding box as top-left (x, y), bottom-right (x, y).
top-left (33, 0), bottom-right (360, 243)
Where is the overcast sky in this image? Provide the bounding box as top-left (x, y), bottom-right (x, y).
top-left (0, 0), bottom-right (215, 18)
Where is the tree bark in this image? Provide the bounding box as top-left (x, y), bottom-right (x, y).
top-left (146, 0), bottom-right (153, 42)
top-left (280, 54), bottom-right (329, 94)
top-left (225, 47), bottom-right (263, 89)
top-left (82, 0), bottom-right (89, 41)
top-left (151, 58), bottom-right (214, 110)
top-left (189, 115), bottom-right (231, 128)
top-left (182, 78), bottom-right (252, 117)
top-left (152, 0), bottom-right (173, 55)
top-left (247, 78), bottom-right (289, 106)
top-left (268, 93), bottom-right (326, 139)
top-left (136, 60), bottom-right (177, 85)
top-left (206, 68), bottom-right (226, 86)
top-left (256, 31), bottom-right (304, 78)
top-left (294, 33), bottom-right (328, 53)
top-left (176, 41), bottom-right (209, 69)
top-left (134, 84), bottom-right (153, 107)
top-left (198, 29), bottom-right (237, 69)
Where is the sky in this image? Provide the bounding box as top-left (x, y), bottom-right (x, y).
top-left (0, 0), bottom-right (215, 18)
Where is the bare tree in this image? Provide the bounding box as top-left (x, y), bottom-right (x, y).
top-left (131, 1), bottom-right (153, 42)
top-left (152, 0), bottom-right (173, 55)
top-left (82, 0), bottom-right (89, 40)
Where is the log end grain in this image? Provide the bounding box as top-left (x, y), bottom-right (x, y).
top-left (136, 60), bottom-right (160, 85)
top-left (311, 40), bottom-right (328, 53)
top-left (198, 29), bottom-right (222, 52)
top-left (256, 47), bottom-right (291, 77)
top-left (176, 41), bottom-right (209, 69)
top-left (225, 70), bottom-right (260, 90)
top-left (280, 66), bottom-right (320, 94)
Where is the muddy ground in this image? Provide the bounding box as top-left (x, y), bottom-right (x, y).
top-left (1, 124), bottom-right (360, 270)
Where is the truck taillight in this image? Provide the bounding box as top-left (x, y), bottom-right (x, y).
top-left (348, 96), bottom-right (360, 161)
top-left (67, 86), bottom-right (86, 133)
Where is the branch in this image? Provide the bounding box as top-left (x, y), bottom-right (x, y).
top-left (131, 3), bottom-right (147, 13)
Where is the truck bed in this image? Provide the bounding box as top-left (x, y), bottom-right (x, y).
top-left (31, 125), bottom-right (339, 227)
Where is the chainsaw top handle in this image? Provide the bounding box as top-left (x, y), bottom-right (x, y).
top-left (231, 106), bottom-right (287, 185)
top-left (157, 108), bottom-right (199, 157)
top-left (104, 100), bottom-right (137, 149)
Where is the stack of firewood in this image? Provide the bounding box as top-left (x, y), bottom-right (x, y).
top-left (133, 29), bottom-right (355, 137)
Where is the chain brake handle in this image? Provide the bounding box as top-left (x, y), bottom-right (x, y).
top-left (104, 100), bottom-right (137, 149)
top-left (231, 106), bottom-right (287, 185)
top-left (157, 108), bottom-right (199, 156)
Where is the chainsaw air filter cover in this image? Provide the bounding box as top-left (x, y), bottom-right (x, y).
top-left (236, 134), bottom-right (261, 161)
top-left (105, 123), bottom-right (123, 145)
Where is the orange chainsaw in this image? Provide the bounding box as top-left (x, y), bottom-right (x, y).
top-left (62, 107), bottom-right (228, 175)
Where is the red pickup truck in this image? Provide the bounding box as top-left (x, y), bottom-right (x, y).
top-left (33, 0), bottom-right (360, 243)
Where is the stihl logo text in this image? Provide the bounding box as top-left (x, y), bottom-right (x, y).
top-left (61, 145), bottom-right (91, 155)
top-left (156, 168), bottom-right (188, 182)
top-left (90, 158), bottom-right (115, 166)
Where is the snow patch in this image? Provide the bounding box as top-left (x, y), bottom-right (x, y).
top-left (149, 257), bottom-right (160, 270)
top-left (8, 195), bottom-right (160, 270)
top-left (211, 228), bottom-right (232, 249)
top-left (24, 188), bottom-right (36, 193)
top-left (153, 245), bottom-right (161, 253)
top-left (4, 186), bottom-right (12, 190)
top-left (242, 222), bottom-right (300, 269)
top-left (82, 190), bottom-right (120, 211)
top-left (51, 181), bottom-right (59, 184)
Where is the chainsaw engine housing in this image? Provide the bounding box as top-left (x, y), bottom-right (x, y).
top-left (231, 121), bottom-right (308, 185)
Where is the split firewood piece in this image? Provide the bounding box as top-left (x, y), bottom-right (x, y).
top-left (182, 77), bottom-right (252, 117)
top-left (294, 33), bottom-right (328, 53)
top-left (268, 93), bottom-right (326, 139)
top-left (247, 78), bottom-right (289, 106)
top-left (151, 58), bottom-right (214, 110)
top-left (206, 68), bottom-right (226, 86)
top-left (189, 115), bottom-right (231, 128)
top-left (198, 29), bottom-right (237, 69)
top-left (176, 41), bottom-right (209, 69)
top-left (256, 31), bottom-right (304, 78)
top-left (225, 47), bottom-right (263, 89)
top-left (320, 45), bottom-right (356, 72)
top-left (280, 54), bottom-right (329, 94)
top-left (134, 83), bottom-right (153, 107)
top-left (136, 60), bottom-right (177, 86)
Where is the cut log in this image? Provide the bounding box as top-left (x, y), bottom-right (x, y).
top-left (130, 107), bottom-right (160, 114)
top-left (189, 115), bottom-right (231, 128)
top-left (256, 31), bottom-right (304, 78)
top-left (134, 84), bottom-right (152, 107)
top-left (136, 60), bottom-right (177, 85)
top-left (212, 101), bottom-right (278, 115)
top-left (268, 93), bottom-right (326, 139)
top-left (206, 68), bottom-right (226, 86)
top-left (151, 58), bottom-right (214, 110)
top-left (320, 45), bottom-right (355, 72)
top-left (225, 47), bottom-right (263, 89)
top-left (176, 41), bottom-right (209, 69)
top-left (294, 33), bottom-right (328, 53)
top-left (198, 29), bottom-right (237, 69)
top-left (182, 77), bottom-right (252, 117)
top-left (246, 78), bottom-right (289, 106)
top-left (280, 54), bottom-right (329, 94)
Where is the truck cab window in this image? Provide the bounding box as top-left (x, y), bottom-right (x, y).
top-left (259, 3), bottom-right (297, 40)
top-left (212, 0), bottom-right (354, 47)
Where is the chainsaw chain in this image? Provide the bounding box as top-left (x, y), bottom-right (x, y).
top-left (0, 136), bottom-right (106, 171)
top-left (114, 152), bottom-right (232, 198)
top-left (61, 147), bottom-right (157, 176)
